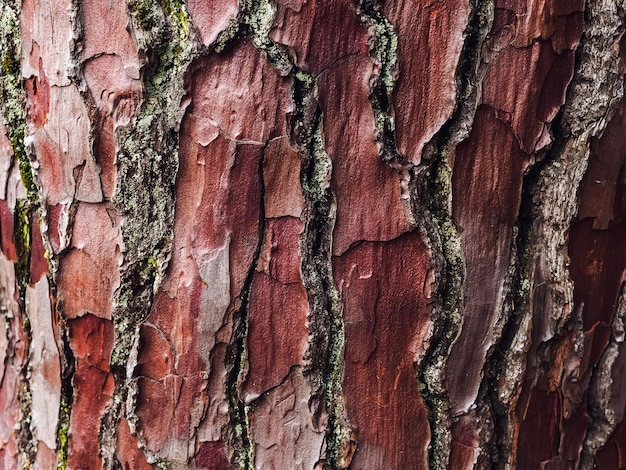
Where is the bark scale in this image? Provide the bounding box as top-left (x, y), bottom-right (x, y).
top-left (0, 0), bottom-right (625, 469)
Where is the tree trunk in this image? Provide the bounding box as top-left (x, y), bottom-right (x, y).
top-left (1, 0), bottom-right (625, 468)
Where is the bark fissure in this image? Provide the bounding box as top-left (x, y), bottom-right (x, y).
top-left (482, 1), bottom-right (625, 467)
top-left (102, 1), bottom-right (195, 467)
top-left (296, 98), bottom-right (349, 470)
top-left (411, 1), bottom-right (494, 467)
top-left (224, 143), bottom-right (267, 469)
top-left (354, 0), bottom-right (405, 168)
top-left (239, 3), bottom-right (353, 466)
top-left (1, 2), bottom-right (38, 467)
top-left (4, 1), bottom-right (626, 468)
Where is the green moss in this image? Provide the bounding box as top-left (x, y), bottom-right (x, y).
top-left (13, 200), bottom-right (32, 300)
top-left (57, 396), bottom-right (71, 470)
top-left (2, 46), bottom-right (19, 77)
top-left (1, 4), bottom-right (37, 203)
top-left (129, 0), bottom-right (158, 30)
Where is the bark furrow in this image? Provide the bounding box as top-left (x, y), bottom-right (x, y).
top-left (1, 1), bottom-right (626, 469)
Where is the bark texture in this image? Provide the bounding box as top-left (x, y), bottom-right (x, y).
top-left (1, 0), bottom-right (626, 469)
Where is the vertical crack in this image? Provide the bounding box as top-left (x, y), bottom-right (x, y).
top-left (102, 1), bottom-right (195, 467)
top-left (354, 0), bottom-right (493, 467)
top-left (224, 143), bottom-right (268, 469)
top-left (1, 2), bottom-right (40, 467)
top-left (56, 325), bottom-right (74, 470)
top-left (14, 202), bottom-right (36, 466)
top-left (295, 82), bottom-right (350, 470)
top-left (482, 1), bottom-right (625, 467)
top-left (414, 1), bottom-right (493, 466)
top-left (241, 2), bottom-right (353, 467)
top-left (354, 0), bottom-right (404, 167)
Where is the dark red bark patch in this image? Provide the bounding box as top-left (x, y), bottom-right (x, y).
top-left (450, 416), bottom-right (480, 470)
top-left (569, 220), bottom-right (626, 334)
top-left (0, 266), bottom-right (27, 470)
top-left (67, 315), bottom-right (115, 470)
top-left (57, 204), bottom-right (121, 320)
top-left (517, 389), bottom-right (562, 469)
top-left (195, 441), bottom-right (233, 470)
top-left (83, 54), bottom-right (142, 199)
top-left (334, 231), bottom-right (432, 469)
top-left (115, 416), bottom-right (153, 470)
top-left (579, 97), bottom-right (626, 229)
top-left (263, 136), bottom-right (304, 219)
top-left (183, 42), bottom-right (291, 143)
top-left (136, 41), bottom-right (294, 461)
top-left (69, 314), bottom-right (114, 373)
top-left (187, 0), bottom-right (238, 47)
top-left (510, 0), bottom-right (584, 52)
top-left (383, 0), bottom-right (470, 164)
top-left (317, 55), bottom-right (412, 255)
top-left (24, 63), bottom-right (50, 128)
top-left (136, 323), bottom-right (174, 381)
top-left (135, 376), bottom-right (173, 453)
top-left (447, 105), bottom-right (529, 414)
top-left (482, 43), bottom-right (575, 153)
top-left (271, 0), bottom-right (369, 75)
top-left (0, 200), bottom-right (16, 261)
top-left (244, 217), bottom-right (308, 400)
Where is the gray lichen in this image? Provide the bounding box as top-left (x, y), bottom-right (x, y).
top-left (0, 2), bottom-right (41, 468)
top-left (297, 96), bottom-right (354, 470)
top-left (112, 0), bottom-right (194, 374)
top-left (241, 0), bottom-right (292, 75)
top-left (99, 1), bottom-right (196, 467)
top-left (400, 0), bottom-right (493, 467)
top-left (485, 1), bottom-right (625, 466)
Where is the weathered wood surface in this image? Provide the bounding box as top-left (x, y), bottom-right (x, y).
top-left (1, 0), bottom-right (625, 469)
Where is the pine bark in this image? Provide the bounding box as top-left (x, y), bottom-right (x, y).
top-left (1, 0), bottom-right (625, 469)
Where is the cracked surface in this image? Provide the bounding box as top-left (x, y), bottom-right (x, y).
top-left (2, 0), bottom-right (626, 469)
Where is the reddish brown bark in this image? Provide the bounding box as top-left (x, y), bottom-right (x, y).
top-left (1, 0), bottom-right (625, 469)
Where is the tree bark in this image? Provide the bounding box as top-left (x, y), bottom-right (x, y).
top-left (1, 0), bottom-right (625, 469)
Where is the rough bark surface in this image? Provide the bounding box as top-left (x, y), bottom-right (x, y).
top-left (1, 0), bottom-right (626, 469)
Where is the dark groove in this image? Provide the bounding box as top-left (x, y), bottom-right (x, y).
top-left (224, 143), bottom-right (268, 469)
top-left (294, 79), bottom-right (348, 469)
top-left (410, 1), bottom-right (493, 467)
top-left (239, 3), bottom-right (350, 466)
top-left (56, 316), bottom-right (76, 469)
top-left (481, 4), bottom-right (621, 465)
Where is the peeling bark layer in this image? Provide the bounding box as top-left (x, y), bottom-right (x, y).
top-left (1, 0), bottom-right (626, 469)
